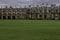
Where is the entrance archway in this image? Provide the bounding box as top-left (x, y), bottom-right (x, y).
top-left (3, 16), bottom-right (6, 19)
top-left (44, 15), bottom-right (47, 19)
top-left (0, 16), bottom-right (1, 19)
top-left (39, 15), bottom-right (42, 20)
top-left (8, 16), bottom-right (11, 19)
top-left (12, 16), bottom-right (15, 19)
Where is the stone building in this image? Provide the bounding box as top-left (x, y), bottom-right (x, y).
top-left (0, 4), bottom-right (60, 20)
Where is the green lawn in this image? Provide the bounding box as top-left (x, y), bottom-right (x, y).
top-left (0, 20), bottom-right (60, 40)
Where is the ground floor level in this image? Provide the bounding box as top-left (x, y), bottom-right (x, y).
top-left (0, 13), bottom-right (60, 20)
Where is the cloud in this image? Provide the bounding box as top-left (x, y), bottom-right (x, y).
top-left (0, 0), bottom-right (60, 7)
top-left (0, 2), bottom-right (7, 6)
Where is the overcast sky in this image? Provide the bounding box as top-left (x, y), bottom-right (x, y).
top-left (0, 0), bottom-right (60, 7)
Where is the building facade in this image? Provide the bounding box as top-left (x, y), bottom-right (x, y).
top-left (0, 4), bottom-right (60, 20)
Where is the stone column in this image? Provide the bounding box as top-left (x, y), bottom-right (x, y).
top-left (51, 14), bottom-right (55, 20)
top-left (1, 15), bottom-right (3, 20)
top-left (38, 14), bottom-right (40, 19)
top-left (58, 13), bottom-right (60, 20)
top-left (46, 14), bottom-right (50, 20)
top-left (6, 16), bottom-right (8, 20)
top-left (29, 14), bottom-right (31, 19)
top-left (42, 13), bottom-right (44, 20)
top-left (1, 9), bottom-right (3, 20)
top-left (15, 15), bottom-right (17, 19)
top-left (1, 13), bottom-right (3, 20)
top-left (6, 13), bottom-right (8, 19)
top-left (15, 12), bottom-right (17, 19)
top-left (11, 15), bottom-right (12, 20)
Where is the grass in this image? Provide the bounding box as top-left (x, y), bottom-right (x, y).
top-left (0, 20), bottom-right (60, 40)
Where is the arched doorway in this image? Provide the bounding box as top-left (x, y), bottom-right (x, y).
top-left (3, 16), bottom-right (6, 19)
top-left (8, 16), bottom-right (11, 19)
top-left (44, 15), bottom-right (47, 19)
top-left (0, 16), bottom-right (1, 19)
top-left (39, 15), bottom-right (43, 20)
top-left (12, 16), bottom-right (15, 19)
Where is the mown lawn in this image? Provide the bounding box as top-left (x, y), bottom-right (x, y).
top-left (0, 20), bottom-right (60, 40)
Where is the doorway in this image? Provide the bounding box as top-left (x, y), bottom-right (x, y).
top-left (12, 16), bottom-right (15, 19)
top-left (39, 15), bottom-right (42, 20)
top-left (8, 16), bottom-right (11, 19)
top-left (3, 16), bottom-right (6, 19)
top-left (44, 15), bottom-right (47, 19)
top-left (0, 16), bottom-right (1, 19)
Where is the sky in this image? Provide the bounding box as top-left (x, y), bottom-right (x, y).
top-left (0, 0), bottom-right (60, 7)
